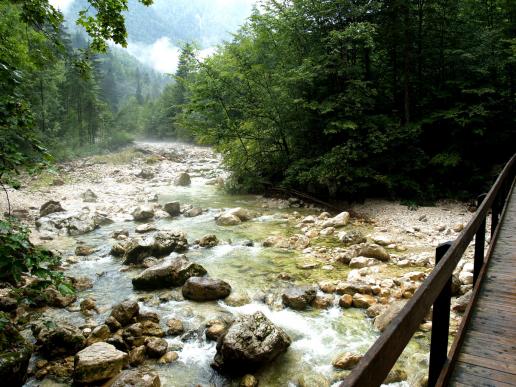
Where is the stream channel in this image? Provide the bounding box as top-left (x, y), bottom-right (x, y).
top-left (26, 142), bottom-right (430, 387)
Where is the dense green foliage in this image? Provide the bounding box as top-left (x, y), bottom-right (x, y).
top-left (142, 43), bottom-right (198, 141)
top-left (176, 0), bottom-right (515, 199)
top-left (1, 0), bottom-right (515, 202)
top-left (0, 1), bottom-right (168, 163)
top-left (0, 218), bottom-right (73, 292)
top-left (0, 0), bottom-right (157, 306)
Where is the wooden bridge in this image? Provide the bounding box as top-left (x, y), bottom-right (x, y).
top-left (341, 154), bottom-right (516, 387)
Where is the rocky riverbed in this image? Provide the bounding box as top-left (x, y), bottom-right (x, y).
top-left (0, 142), bottom-right (477, 387)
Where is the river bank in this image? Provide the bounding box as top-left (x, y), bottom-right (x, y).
top-left (1, 142), bottom-right (476, 387)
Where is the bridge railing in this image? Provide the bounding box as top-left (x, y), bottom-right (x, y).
top-left (341, 153), bottom-right (516, 387)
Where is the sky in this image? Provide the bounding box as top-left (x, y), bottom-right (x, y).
top-left (49, 0), bottom-right (256, 74)
top-left (49, 0), bottom-right (74, 12)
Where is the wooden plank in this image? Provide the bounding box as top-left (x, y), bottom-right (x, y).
top-left (453, 361), bottom-right (516, 384)
top-left (481, 279), bottom-right (516, 289)
top-left (451, 369), bottom-right (515, 387)
top-left (477, 292), bottom-right (516, 302)
top-left (469, 317), bottom-right (516, 332)
top-left (461, 342), bottom-right (516, 364)
top-left (470, 308), bottom-right (516, 320)
top-left (468, 314), bottom-right (516, 327)
top-left (462, 338), bottom-right (516, 356)
top-left (466, 330), bottom-right (516, 345)
top-left (476, 300), bottom-right (516, 313)
top-left (464, 331), bottom-right (516, 348)
top-left (468, 322), bottom-right (516, 338)
top-left (449, 381), bottom-right (470, 387)
top-left (457, 353), bottom-right (516, 374)
top-left (473, 307), bottom-right (516, 319)
top-left (475, 300), bottom-right (516, 311)
top-left (468, 322), bottom-right (516, 337)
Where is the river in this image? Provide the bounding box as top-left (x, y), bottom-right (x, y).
top-left (17, 141), bottom-right (471, 387)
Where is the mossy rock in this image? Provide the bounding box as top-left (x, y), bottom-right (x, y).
top-left (0, 328), bottom-right (33, 387)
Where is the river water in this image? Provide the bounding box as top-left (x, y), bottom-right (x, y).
top-left (26, 142), bottom-right (430, 387)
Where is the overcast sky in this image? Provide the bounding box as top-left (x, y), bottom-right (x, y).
top-left (49, 0), bottom-right (256, 73)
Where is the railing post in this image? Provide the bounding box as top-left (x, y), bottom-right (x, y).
top-left (429, 241), bottom-right (453, 387)
top-left (474, 194), bottom-right (487, 284)
top-left (491, 194), bottom-right (500, 237)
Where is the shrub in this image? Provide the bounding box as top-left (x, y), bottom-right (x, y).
top-left (0, 218), bottom-right (73, 296)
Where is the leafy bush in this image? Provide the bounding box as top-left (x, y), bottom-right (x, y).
top-left (0, 218), bottom-right (73, 296)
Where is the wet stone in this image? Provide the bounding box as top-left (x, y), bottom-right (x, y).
top-left (166, 319), bottom-right (184, 336)
top-left (182, 277), bottom-right (232, 301)
top-left (282, 287), bottom-right (317, 310)
top-left (145, 337), bottom-right (168, 358)
top-left (73, 342), bottom-right (127, 384)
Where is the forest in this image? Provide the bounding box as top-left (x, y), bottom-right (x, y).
top-left (2, 0), bottom-right (514, 200)
top-left (177, 0), bottom-right (515, 199)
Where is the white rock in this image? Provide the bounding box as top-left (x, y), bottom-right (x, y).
top-left (320, 227), bottom-right (335, 236)
top-left (459, 271), bottom-right (473, 285)
top-left (372, 234), bottom-right (395, 246)
top-left (463, 262), bottom-right (474, 273)
top-left (322, 211), bottom-right (350, 228)
top-left (349, 257), bottom-right (380, 269)
top-left (74, 342), bottom-right (127, 384)
top-left (301, 215), bottom-right (316, 224)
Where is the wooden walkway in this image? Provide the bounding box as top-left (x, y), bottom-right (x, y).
top-left (449, 185), bottom-right (516, 386)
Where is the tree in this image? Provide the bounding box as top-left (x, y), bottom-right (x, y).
top-left (183, 0), bottom-right (515, 199)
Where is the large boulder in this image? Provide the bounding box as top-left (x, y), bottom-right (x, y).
top-left (145, 338), bottom-right (168, 358)
top-left (110, 300), bottom-right (139, 327)
top-left (86, 324), bottom-right (111, 346)
top-left (35, 323), bottom-right (86, 358)
top-left (358, 244), bottom-right (390, 262)
top-left (0, 329), bottom-right (32, 387)
top-left (216, 207), bottom-right (254, 226)
top-left (226, 207), bottom-right (253, 221)
top-left (184, 207), bottom-right (203, 217)
top-left (132, 206), bottom-right (154, 221)
top-left (352, 294), bottom-right (377, 309)
top-left (164, 202), bottom-right (180, 217)
top-left (337, 230), bottom-right (366, 245)
top-left (81, 189), bottom-right (97, 203)
top-left (73, 342), bottom-right (127, 384)
top-left (282, 287), bottom-right (317, 310)
top-left (36, 210), bottom-right (100, 236)
top-left (198, 234), bottom-right (219, 248)
top-left (132, 255), bottom-right (207, 290)
top-left (262, 235), bottom-right (289, 248)
top-left (174, 172), bottom-right (191, 186)
top-left (349, 257), bottom-right (381, 269)
top-left (123, 231), bottom-right (188, 265)
top-left (40, 200), bottom-right (64, 217)
top-left (332, 352), bottom-right (362, 370)
top-left (110, 369), bottom-right (161, 387)
top-left (374, 301), bottom-right (406, 332)
top-left (182, 277), bottom-right (231, 301)
top-left (153, 231), bottom-right (188, 256)
top-left (212, 311), bottom-right (291, 374)
top-left (216, 213), bottom-right (241, 226)
top-left (322, 212), bottom-right (350, 228)
top-left (122, 238), bottom-right (154, 264)
top-left (42, 286), bottom-right (76, 308)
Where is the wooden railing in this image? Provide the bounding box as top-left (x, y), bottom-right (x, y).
top-left (341, 154), bottom-right (516, 387)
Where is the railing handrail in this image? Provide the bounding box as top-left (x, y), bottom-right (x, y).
top-left (341, 153), bottom-right (516, 387)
